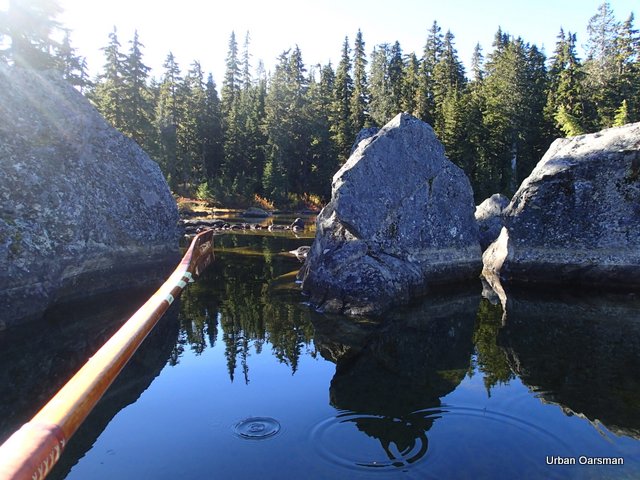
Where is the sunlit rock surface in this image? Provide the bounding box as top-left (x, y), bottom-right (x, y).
top-left (300, 113), bottom-right (481, 316)
top-left (475, 193), bottom-right (509, 251)
top-left (483, 123), bottom-right (640, 288)
top-left (0, 66), bottom-right (179, 326)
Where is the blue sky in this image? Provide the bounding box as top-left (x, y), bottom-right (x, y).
top-left (54, 0), bottom-right (638, 81)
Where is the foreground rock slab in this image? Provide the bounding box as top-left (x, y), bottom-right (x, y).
top-left (483, 122), bottom-right (640, 288)
top-left (0, 67), bottom-right (180, 326)
top-left (300, 113), bottom-right (481, 316)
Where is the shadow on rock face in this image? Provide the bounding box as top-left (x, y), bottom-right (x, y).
top-left (496, 287), bottom-right (640, 440)
top-left (311, 288), bottom-right (480, 458)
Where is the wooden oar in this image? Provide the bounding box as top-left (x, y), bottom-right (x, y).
top-left (0, 229), bottom-right (215, 480)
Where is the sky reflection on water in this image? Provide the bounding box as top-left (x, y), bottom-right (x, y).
top-left (1, 231), bottom-right (638, 479)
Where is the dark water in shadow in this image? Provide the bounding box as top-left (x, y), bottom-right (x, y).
top-left (1, 230), bottom-right (639, 479)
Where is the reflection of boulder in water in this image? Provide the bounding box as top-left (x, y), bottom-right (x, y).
top-left (312, 290), bottom-right (478, 453)
top-left (0, 287), bottom-right (180, 478)
top-left (48, 304), bottom-right (180, 479)
top-left (498, 289), bottom-right (640, 439)
top-left (0, 286), bottom-right (163, 443)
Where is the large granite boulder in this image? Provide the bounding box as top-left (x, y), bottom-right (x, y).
top-left (483, 123), bottom-right (640, 288)
top-left (0, 67), bottom-right (180, 327)
top-left (475, 193), bottom-right (509, 251)
top-left (300, 113), bottom-right (482, 316)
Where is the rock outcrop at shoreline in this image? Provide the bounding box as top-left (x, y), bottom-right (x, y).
top-left (300, 113), bottom-right (482, 316)
top-left (483, 122), bottom-right (640, 289)
top-left (0, 66), bottom-right (180, 327)
top-left (475, 193), bottom-right (509, 251)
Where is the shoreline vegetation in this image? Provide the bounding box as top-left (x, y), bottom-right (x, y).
top-left (1, 1), bottom-right (638, 210)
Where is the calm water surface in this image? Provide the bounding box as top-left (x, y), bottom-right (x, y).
top-left (1, 229), bottom-right (639, 479)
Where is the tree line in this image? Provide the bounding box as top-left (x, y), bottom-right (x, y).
top-left (1, 1), bottom-right (638, 205)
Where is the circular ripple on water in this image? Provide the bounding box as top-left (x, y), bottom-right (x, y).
top-left (310, 411), bottom-right (431, 474)
top-left (233, 417), bottom-right (281, 440)
top-left (311, 406), bottom-right (575, 478)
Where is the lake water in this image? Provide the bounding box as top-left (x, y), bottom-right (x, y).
top-left (1, 229), bottom-right (639, 479)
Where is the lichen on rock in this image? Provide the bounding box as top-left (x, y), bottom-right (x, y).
top-left (300, 113), bottom-right (482, 316)
top-left (483, 122), bottom-right (640, 289)
top-left (0, 66), bottom-right (180, 326)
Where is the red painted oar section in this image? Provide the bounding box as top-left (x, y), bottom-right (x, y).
top-left (0, 229), bottom-right (215, 480)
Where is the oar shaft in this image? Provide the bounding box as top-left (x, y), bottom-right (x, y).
top-left (0, 230), bottom-right (214, 480)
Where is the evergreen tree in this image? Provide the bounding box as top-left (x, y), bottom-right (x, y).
top-left (307, 62), bottom-right (337, 199)
top-left (53, 29), bottom-right (89, 90)
top-left (263, 52), bottom-right (290, 202)
top-left (471, 43), bottom-right (485, 82)
top-left (614, 13), bottom-right (639, 121)
top-left (584, 1), bottom-right (622, 126)
top-left (202, 73), bottom-right (224, 180)
top-left (181, 61), bottom-right (208, 185)
top-left (350, 29), bottom-right (369, 133)
top-left (121, 30), bottom-right (153, 148)
top-left (401, 52), bottom-right (420, 115)
top-left (432, 30), bottom-right (466, 136)
top-left (545, 30), bottom-right (586, 136)
top-left (415, 21), bottom-right (443, 124)
top-left (221, 31), bottom-right (241, 117)
top-left (613, 99), bottom-right (630, 125)
top-left (241, 31), bottom-right (252, 90)
top-left (0, 0), bottom-right (61, 68)
top-left (331, 36), bottom-right (354, 163)
top-left (92, 27), bottom-right (127, 132)
top-left (263, 47), bottom-right (314, 201)
top-left (368, 43), bottom-right (393, 125)
top-left (154, 52), bottom-right (183, 190)
top-left (239, 65), bottom-right (267, 196)
top-left (388, 40), bottom-right (405, 115)
top-left (481, 33), bottom-right (548, 194)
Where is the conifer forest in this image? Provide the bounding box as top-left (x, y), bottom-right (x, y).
top-left (1, 1), bottom-right (639, 206)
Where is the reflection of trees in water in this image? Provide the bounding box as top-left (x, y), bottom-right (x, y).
top-left (472, 299), bottom-right (514, 395)
top-left (172, 236), bottom-right (315, 382)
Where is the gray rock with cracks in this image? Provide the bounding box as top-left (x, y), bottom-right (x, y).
top-left (483, 122), bottom-right (640, 288)
top-left (475, 193), bottom-right (510, 251)
top-left (0, 66), bottom-right (180, 327)
top-left (300, 113), bottom-right (482, 316)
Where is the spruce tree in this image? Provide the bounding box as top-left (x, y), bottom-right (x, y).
top-left (471, 43), bottom-right (485, 82)
top-left (331, 37), bottom-right (354, 163)
top-left (202, 73), bottom-right (224, 180)
top-left (221, 31), bottom-right (241, 117)
top-left (388, 41), bottom-right (404, 115)
top-left (402, 52), bottom-right (420, 115)
top-left (121, 30), bottom-right (153, 149)
top-left (307, 62), bottom-right (337, 199)
top-left (545, 30), bottom-right (586, 136)
top-left (481, 33), bottom-right (548, 194)
top-left (92, 27), bottom-right (127, 132)
top-left (432, 30), bottom-right (466, 137)
top-left (614, 13), bottom-right (639, 122)
top-left (154, 52), bottom-right (183, 190)
top-left (0, 0), bottom-right (61, 68)
top-left (182, 61), bottom-right (208, 186)
top-left (350, 29), bottom-right (369, 133)
top-left (584, 1), bottom-right (622, 126)
top-left (415, 21), bottom-right (443, 125)
top-left (368, 43), bottom-right (392, 126)
top-left (52, 29), bottom-right (90, 93)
